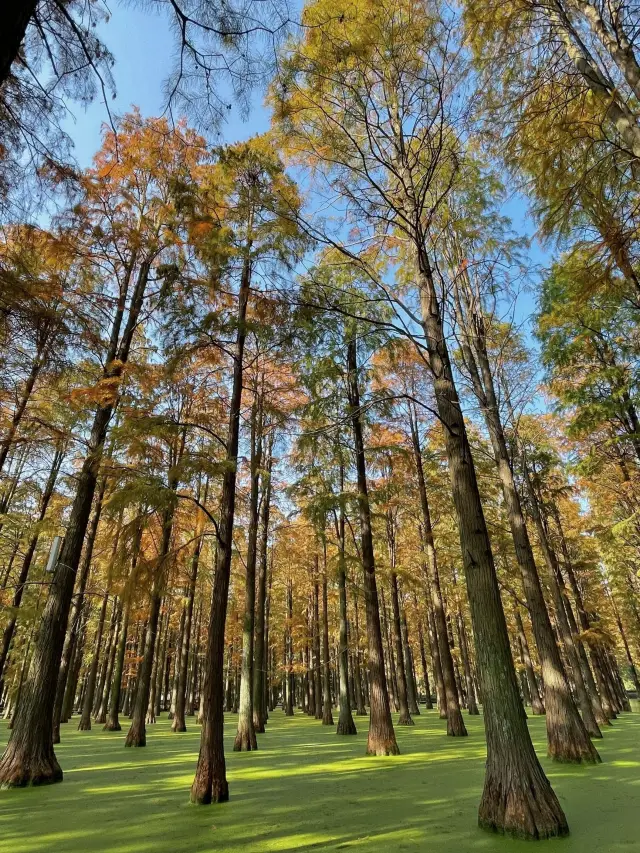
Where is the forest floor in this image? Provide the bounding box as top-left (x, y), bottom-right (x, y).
top-left (0, 707), bottom-right (639, 852)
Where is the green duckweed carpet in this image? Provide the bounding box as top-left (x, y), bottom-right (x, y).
top-left (1, 707), bottom-right (639, 852)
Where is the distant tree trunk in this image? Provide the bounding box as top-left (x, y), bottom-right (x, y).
top-left (234, 390), bottom-right (263, 752)
top-left (321, 544), bottom-right (334, 725)
top-left (191, 249), bottom-right (250, 805)
top-left (409, 406), bottom-right (466, 736)
top-left (390, 569), bottom-right (413, 725)
top-left (416, 617), bottom-right (433, 709)
top-left (514, 608), bottom-right (545, 715)
top-left (94, 601), bottom-right (119, 720)
top-left (552, 511), bottom-right (609, 726)
top-left (312, 572), bottom-right (323, 719)
top-left (352, 589), bottom-right (366, 715)
top-left (346, 335), bottom-right (399, 756)
top-left (125, 491), bottom-right (177, 747)
top-left (284, 581), bottom-right (295, 716)
top-left (457, 610), bottom-right (479, 715)
top-left (336, 474), bottom-right (356, 735)
top-left (253, 438), bottom-right (273, 733)
top-left (78, 592), bottom-right (109, 730)
top-left (173, 516), bottom-right (203, 733)
top-left (53, 479), bottom-right (107, 742)
top-left (400, 607), bottom-right (420, 716)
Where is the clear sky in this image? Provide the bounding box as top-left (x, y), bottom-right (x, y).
top-left (61, 1), bottom-right (547, 345)
top-left (61, 4), bottom-right (272, 168)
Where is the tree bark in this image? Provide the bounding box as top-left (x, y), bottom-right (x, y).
top-left (346, 335), bottom-right (399, 756)
top-left (191, 249), bottom-right (250, 804)
top-left (416, 249), bottom-right (567, 837)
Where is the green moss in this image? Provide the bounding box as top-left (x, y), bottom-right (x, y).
top-left (1, 708), bottom-right (639, 851)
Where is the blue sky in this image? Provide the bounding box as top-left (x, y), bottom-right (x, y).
top-left (61, 4), bottom-right (271, 167)
top-left (60, 1), bottom-right (548, 347)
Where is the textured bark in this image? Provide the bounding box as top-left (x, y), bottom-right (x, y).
top-left (454, 274), bottom-right (597, 761)
top-left (416, 251), bottom-right (567, 837)
top-left (520, 464), bottom-right (601, 759)
top-left (191, 250), bottom-right (250, 805)
top-left (346, 336), bottom-right (399, 756)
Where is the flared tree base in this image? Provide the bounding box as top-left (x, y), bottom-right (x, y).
top-left (190, 769), bottom-right (229, 805)
top-left (124, 723), bottom-right (146, 747)
top-left (0, 745), bottom-right (63, 788)
top-left (366, 732), bottom-right (400, 756)
top-left (336, 715), bottom-right (357, 735)
top-left (397, 712), bottom-right (414, 726)
top-left (547, 721), bottom-right (601, 764)
top-left (478, 767), bottom-right (569, 840)
top-left (171, 719), bottom-right (187, 733)
top-left (322, 710), bottom-right (334, 725)
top-left (447, 709), bottom-right (468, 736)
top-left (233, 724), bottom-right (257, 752)
top-left (102, 720), bottom-right (121, 732)
top-left (77, 719), bottom-right (91, 731)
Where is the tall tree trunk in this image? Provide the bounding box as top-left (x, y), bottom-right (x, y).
top-left (321, 545), bottom-right (334, 725)
top-left (0, 257), bottom-right (150, 787)
top-left (415, 249), bottom-right (567, 837)
top-left (416, 617), bottom-right (433, 709)
top-left (453, 279), bottom-right (597, 761)
top-left (191, 249), bottom-right (250, 805)
top-left (234, 388), bottom-right (263, 752)
top-left (253, 438), bottom-right (273, 733)
top-left (125, 500), bottom-right (175, 747)
top-left (336, 472), bottom-right (356, 735)
top-left (173, 520), bottom-right (203, 732)
top-left (400, 608), bottom-right (420, 716)
top-left (521, 462), bottom-right (602, 746)
top-left (346, 335), bottom-right (399, 756)
top-left (390, 569), bottom-right (413, 725)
